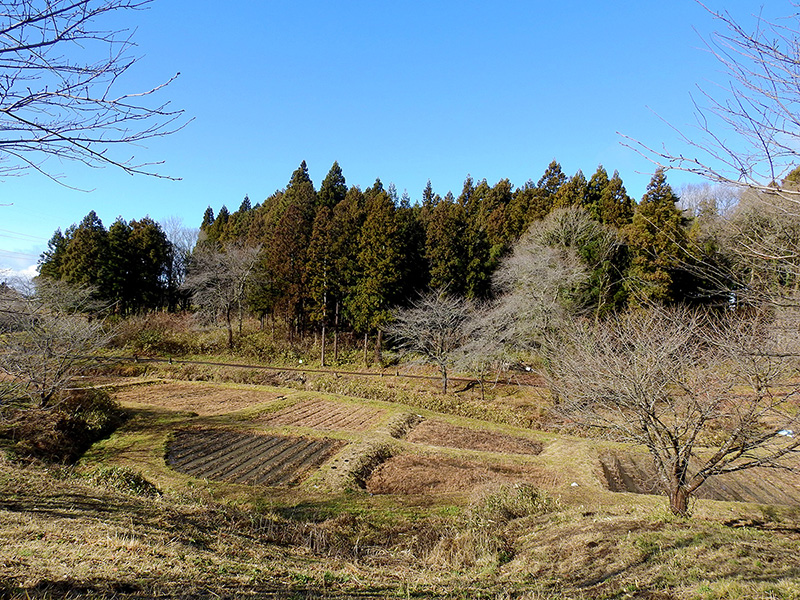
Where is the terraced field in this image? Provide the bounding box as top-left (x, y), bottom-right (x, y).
top-left (166, 429), bottom-right (344, 486)
top-left (259, 399), bottom-right (385, 430)
top-left (601, 451), bottom-right (800, 506)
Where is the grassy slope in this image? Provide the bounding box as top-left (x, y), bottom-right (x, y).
top-left (2, 375), bottom-right (800, 599)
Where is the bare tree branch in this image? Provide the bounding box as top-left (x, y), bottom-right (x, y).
top-left (0, 0), bottom-right (187, 181)
top-left (545, 305), bottom-right (800, 516)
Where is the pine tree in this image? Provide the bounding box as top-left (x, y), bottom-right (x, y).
top-left (128, 217), bottom-right (171, 312)
top-left (553, 170), bottom-right (588, 209)
top-left (201, 206), bottom-right (214, 230)
top-left (625, 169), bottom-right (689, 304)
top-left (425, 193), bottom-right (467, 295)
top-left (598, 170), bottom-right (635, 228)
top-left (538, 160), bottom-right (567, 196)
top-left (395, 191), bottom-right (428, 301)
top-left (38, 229), bottom-right (70, 280)
top-left (348, 186), bottom-right (401, 363)
top-left (60, 211), bottom-right (108, 288)
top-left (102, 218), bottom-right (133, 313)
top-left (586, 165), bottom-right (610, 221)
top-left (318, 161), bottom-right (347, 209)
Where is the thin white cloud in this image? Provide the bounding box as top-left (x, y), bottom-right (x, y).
top-left (1, 263), bottom-right (38, 282)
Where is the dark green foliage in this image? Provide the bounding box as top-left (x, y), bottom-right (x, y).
top-left (537, 160), bottom-right (567, 195)
top-left (318, 161), bottom-right (347, 208)
top-left (37, 229), bottom-right (68, 280)
top-left (394, 191), bottom-right (428, 302)
top-left (625, 169), bottom-right (690, 304)
top-left (347, 183), bottom-right (401, 335)
top-left (425, 193), bottom-right (467, 294)
top-left (39, 212), bottom-right (173, 314)
top-left (553, 169), bottom-right (589, 210)
top-left (60, 210), bottom-right (107, 286)
top-left (599, 170), bottom-right (635, 227)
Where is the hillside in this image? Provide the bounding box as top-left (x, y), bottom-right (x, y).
top-left (2, 373), bottom-right (800, 599)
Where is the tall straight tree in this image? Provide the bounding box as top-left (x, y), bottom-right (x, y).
top-left (306, 206), bottom-right (335, 365)
top-left (60, 211), bottom-right (108, 288)
top-left (348, 181), bottom-right (401, 364)
top-left (626, 169), bottom-right (689, 304)
top-left (425, 193), bottom-right (467, 295)
top-left (598, 170), bottom-right (635, 228)
top-left (318, 161), bottom-right (348, 209)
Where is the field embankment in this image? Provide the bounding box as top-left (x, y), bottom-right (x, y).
top-left (1, 373), bottom-right (800, 599)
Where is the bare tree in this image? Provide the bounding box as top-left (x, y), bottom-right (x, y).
top-left (161, 215), bottom-right (198, 310)
top-left (0, 0), bottom-right (185, 180)
top-left (0, 279), bottom-right (109, 407)
top-left (486, 207), bottom-right (601, 353)
top-left (183, 243), bottom-right (262, 348)
top-left (624, 4), bottom-right (800, 198)
top-left (545, 305), bottom-right (800, 516)
top-left (388, 289), bottom-right (473, 393)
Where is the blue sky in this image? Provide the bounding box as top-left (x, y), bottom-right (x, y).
top-left (0, 0), bottom-right (770, 277)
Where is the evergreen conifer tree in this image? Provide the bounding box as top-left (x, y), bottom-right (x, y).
top-left (626, 169), bottom-right (689, 304)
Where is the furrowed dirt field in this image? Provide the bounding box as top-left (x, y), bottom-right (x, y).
top-left (258, 398), bottom-right (386, 430)
top-left (601, 451), bottom-right (800, 506)
top-left (6, 376), bottom-right (800, 599)
top-left (112, 380), bottom-right (284, 415)
top-left (109, 379), bottom-right (800, 504)
top-left (167, 429), bottom-right (345, 485)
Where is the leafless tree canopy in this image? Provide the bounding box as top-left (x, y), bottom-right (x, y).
top-left (625, 3), bottom-right (800, 199)
top-left (183, 243), bottom-right (262, 348)
top-left (0, 0), bottom-right (185, 180)
top-left (0, 279), bottom-right (109, 407)
top-left (388, 289), bottom-right (473, 393)
top-left (546, 305), bottom-right (800, 516)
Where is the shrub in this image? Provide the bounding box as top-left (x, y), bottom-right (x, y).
top-left (89, 466), bottom-right (160, 497)
top-left (469, 483), bottom-right (559, 526)
top-left (0, 388), bottom-right (126, 463)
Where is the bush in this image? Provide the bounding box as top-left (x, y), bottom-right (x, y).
top-left (110, 312), bottom-right (198, 355)
top-left (89, 466), bottom-right (160, 497)
top-left (0, 388), bottom-right (126, 463)
top-left (469, 483), bottom-right (559, 526)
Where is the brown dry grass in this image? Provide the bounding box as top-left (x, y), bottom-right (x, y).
top-left (405, 418), bottom-right (543, 455)
top-left (5, 374), bottom-right (800, 598)
top-left (111, 380), bottom-right (285, 416)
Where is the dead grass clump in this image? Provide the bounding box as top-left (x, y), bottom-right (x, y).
top-left (426, 485), bottom-right (559, 571)
top-left (109, 312), bottom-right (200, 356)
top-left (385, 411), bottom-right (425, 439)
top-left (469, 483), bottom-right (559, 526)
top-left (87, 466), bottom-right (161, 497)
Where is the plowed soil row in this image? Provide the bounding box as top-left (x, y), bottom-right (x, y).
top-left (601, 452), bottom-right (800, 506)
top-left (113, 382), bottom-right (280, 416)
top-left (167, 430), bottom-right (344, 486)
top-left (260, 399), bottom-right (384, 431)
top-left (366, 454), bottom-right (554, 495)
top-left (405, 419), bottom-right (542, 455)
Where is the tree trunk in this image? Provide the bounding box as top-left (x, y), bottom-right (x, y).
top-left (440, 363), bottom-right (448, 394)
top-left (320, 322), bottom-right (326, 367)
top-left (363, 332), bottom-right (369, 366)
top-left (669, 484), bottom-right (690, 517)
top-left (225, 307), bottom-right (234, 349)
top-left (333, 301), bottom-right (340, 363)
top-left (374, 329), bottom-right (383, 366)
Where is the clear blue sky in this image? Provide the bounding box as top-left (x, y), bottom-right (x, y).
top-left (0, 0), bottom-right (770, 277)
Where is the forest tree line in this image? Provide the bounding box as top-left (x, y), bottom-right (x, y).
top-left (36, 158), bottom-right (753, 343)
